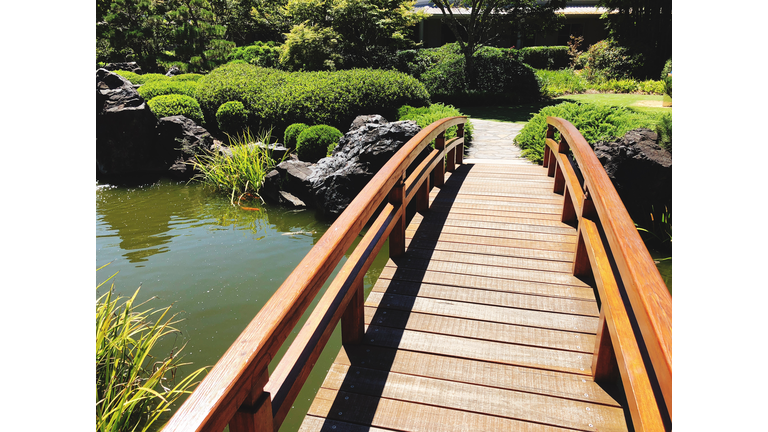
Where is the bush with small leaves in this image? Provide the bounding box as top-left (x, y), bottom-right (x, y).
top-left (519, 46), bottom-right (570, 70)
top-left (147, 94), bottom-right (205, 124)
top-left (216, 101), bottom-right (249, 135)
top-left (296, 125), bottom-right (343, 162)
top-left (284, 123), bottom-right (310, 151)
top-left (655, 113), bottom-right (671, 151)
top-left (137, 80), bottom-right (199, 100)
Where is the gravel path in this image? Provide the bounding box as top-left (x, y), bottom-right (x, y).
top-left (464, 119), bottom-right (532, 165)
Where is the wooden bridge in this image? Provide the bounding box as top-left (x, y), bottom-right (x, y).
top-left (163, 117), bottom-right (672, 432)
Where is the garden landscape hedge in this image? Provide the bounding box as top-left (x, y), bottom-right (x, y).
top-left (194, 63), bottom-right (430, 136)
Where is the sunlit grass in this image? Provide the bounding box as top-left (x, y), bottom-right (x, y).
top-left (96, 264), bottom-right (207, 432)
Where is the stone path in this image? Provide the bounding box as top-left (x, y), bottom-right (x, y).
top-left (464, 119), bottom-right (532, 165)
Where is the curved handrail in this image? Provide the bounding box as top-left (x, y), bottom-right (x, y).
top-left (163, 116), bottom-right (467, 432)
top-left (544, 117), bottom-right (672, 426)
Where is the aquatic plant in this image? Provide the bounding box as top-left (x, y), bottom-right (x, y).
top-left (191, 129), bottom-right (286, 203)
top-left (96, 265), bottom-right (206, 432)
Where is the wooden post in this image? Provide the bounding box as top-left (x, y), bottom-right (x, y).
top-left (572, 229), bottom-right (591, 278)
top-left (416, 174), bottom-right (430, 213)
top-left (553, 163), bottom-right (565, 194)
top-left (341, 278), bottom-right (365, 344)
top-left (434, 132), bottom-right (445, 187)
top-left (230, 368), bottom-right (273, 432)
top-left (592, 309), bottom-right (617, 382)
top-left (456, 123), bottom-right (464, 165)
top-left (389, 173), bottom-right (406, 258)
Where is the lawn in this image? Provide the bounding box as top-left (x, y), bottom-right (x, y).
top-left (458, 93), bottom-right (671, 123)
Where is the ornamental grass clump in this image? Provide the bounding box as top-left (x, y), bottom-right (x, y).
top-left (96, 266), bottom-right (206, 432)
top-left (147, 94), bottom-right (205, 124)
top-left (191, 129), bottom-right (286, 202)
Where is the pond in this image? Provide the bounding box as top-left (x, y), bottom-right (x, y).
top-left (96, 178), bottom-right (389, 432)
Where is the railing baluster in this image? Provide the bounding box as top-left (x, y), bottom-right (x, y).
top-left (389, 173), bottom-right (406, 258)
top-left (456, 124), bottom-right (464, 165)
top-left (434, 131), bottom-right (445, 187)
top-left (341, 278), bottom-right (365, 344)
top-left (229, 368), bottom-right (273, 432)
top-left (591, 310), bottom-right (617, 382)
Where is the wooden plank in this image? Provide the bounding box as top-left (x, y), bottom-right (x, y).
top-left (412, 210), bottom-right (574, 230)
top-left (377, 266), bottom-right (595, 301)
top-left (333, 345), bottom-right (620, 406)
top-left (308, 388), bottom-right (582, 432)
top-left (431, 195), bottom-right (565, 212)
top-left (317, 364), bottom-right (629, 432)
top-left (405, 227), bottom-right (577, 251)
top-left (402, 247), bottom-right (575, 273)
top-left (385, 258), bottom-right (589, 289)
top-left (365, 292), bottom-right (598, 333)
top-left (410, 212), bottom-right (577, 236)
top-left (363, 305), bottom-right (594, 353)
top-left (429, 199), bottom-right (564, 217)
top-left (370, 278), bottom-right (598, 316)
top-left (425, 202), bottom-right (566, 221)
top-left (404, 237), bottom-right (574, 263)
top-left (299, 416), bottom-right (398, 432)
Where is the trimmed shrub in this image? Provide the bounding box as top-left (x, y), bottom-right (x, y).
top-left (661, 59), bottom-right (672, 80)
top-left (216, 101), bottom-right (249, 135)
top-left (583, 39), bottom-right (643, 82)
top-left (137, 80), bottom-right (199, 100)
top-left (284, 123), bottom-right (310, 151)
top-left (397, 103), bottom-right (474, 145)
top-left (195, 63), bottom-right (430, 135)
top-left (513, 101), bottom-right (657, 163)
top-left (664, 75), bottom-right (672, 97)
top-left (296, 125), bottom-right (343, 162)
top-left (123, 72), bottom-right (170, 85)
top-left (403, 44), bottom-right (540, 105)
top-left (147, 94), bottom-right (205, 124)
top-left (171, 73), bottom-right (204, 82)
top-left (638, 80), bottom-right (665, 95)
top-left (111, 69), bottom-right (142, 84)
top-left (519, 46), bottom-right (570, 70)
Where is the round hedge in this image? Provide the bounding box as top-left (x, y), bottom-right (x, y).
top-left (296, 125), bottom-right (343, 162)
top-left (283, 123), bottom-right (309, 150)
top-left (216, 101), bottom-right (249, 135)
top-left (147, 94), bottom-right (205, 124)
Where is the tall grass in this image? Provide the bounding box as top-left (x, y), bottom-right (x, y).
top-left (191, 129), bottom-right (286, 204)
top-left (96, 265), bottom-right (206, 432)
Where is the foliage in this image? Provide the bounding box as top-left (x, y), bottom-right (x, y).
top-left (191, 129), bottom-right (285, 200)
top-left (194, 63), bottom-right (430, 134)
top-left (397, 103), bottom-right (474, 145)
top-left (296, 125), bottom-right (343, 162)
top-left (582, 39), bottom-right (643, 82)
top-left (513, 101), bottom-right (657, 163)
top-left (663, 75), bottom-right (672, 97)
top-left (147, 94), bottom-right (205, 124)
top-left (567, 35), bottom-right (585, 69)
top-left (519, 46), bottom-right (570, 70)
top-left (283, 123), bottom-right (310, 150)
top-left (535, 69), bottom-right (587, 97)
top-left (660, 58), bottom-right (672, 80)
top-left (216, 101), bottom-right (250, 135)
top-left (137, 79), bottom-right (200, 100)
top-left (636, 205), bottom-right (672, 254)
top-left (96, 266), bottom-right (206, 432)
top-left (165, 0), bottom-right (234, 72)
top-left (227, 41), bottom-right (282, 68)
top-left (112, 71), bottom-right (169, 85)
top-left (278, 0), bottom-right (426, 71)
top-left (171, 73), bottom-right (205, 81)
top-left (99, 0), bottom-right (168, 69)
top-left (430, 0), bottom-right (566, 86)
top-left (655, 112), bottom-right (671, 151)
top-left (598, 0), bottom-right (672, 79)
top-left (402, 43), bottom-right (540, 105)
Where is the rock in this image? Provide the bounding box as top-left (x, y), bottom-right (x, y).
top-left (257, 142), bottom-right (289, 162)
top-left (155, 116), bottom-right (215, 179)
top-left (348, 114), bottom-right (388, 132)
top-left (262, 158), bottom-right (315, 204)
top-left (278, 191), bottom-right (307, 208)
top-left (307, 120), bottom-right (421, 219)
top-left (96, 68), bottom-right (161, 176)
top-left (166, 66), bottom-right (182, 77)
top-left (592, 128), bottom-right (672, 227)
top-left (103, 62), bottom-right (142, 74)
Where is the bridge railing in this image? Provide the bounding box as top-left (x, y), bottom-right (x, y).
top-left (162, 117), bottom-right (467, 432)
top-left (543, 117), bottom-right (672, 432)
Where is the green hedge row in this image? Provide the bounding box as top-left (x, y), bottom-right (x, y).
top-left (397, 103), bottom-right (473, 145)
top-left (194, 63), bottom-right (430, 135)
top-left (394, 43), bottom-right (540, 105)
top-left (147, 94), bottom-right (205, 124)
top-left (518, 46), bottom-right (570, 70)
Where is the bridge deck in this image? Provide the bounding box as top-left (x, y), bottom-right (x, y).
top-left (299, 162), bottom-right (630, 432)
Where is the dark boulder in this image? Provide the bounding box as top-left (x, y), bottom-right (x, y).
top-left (307, 120), bottom-right (422, 219)
top-left (96, 69), bottom-right (160, 176)
top-left (262, 157), bottom-right (315, 205)
top-left (103, 62), bottom-right (142, 74)
top-left (592, 128), bottom-right (672, 228)
top-left (155, 116), bottom-right (214, 179)
top-left (348, 114), bottom-right (388, 132)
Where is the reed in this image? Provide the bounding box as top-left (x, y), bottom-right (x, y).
top-left (191, 129), bottom-right (286, 204)
top-left (96, 265), bottom-right (206, 432)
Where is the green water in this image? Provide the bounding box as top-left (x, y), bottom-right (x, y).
top-left (96, 178), bottom-right (389, 431)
